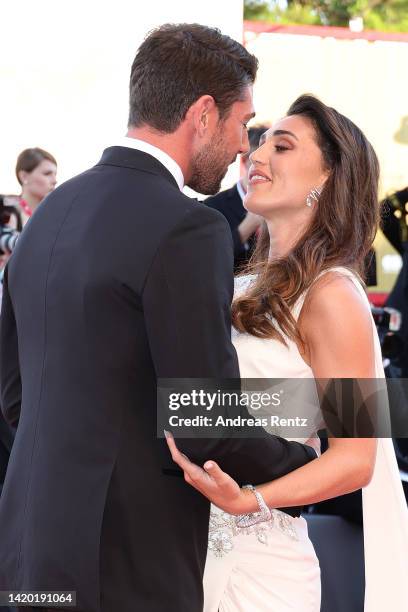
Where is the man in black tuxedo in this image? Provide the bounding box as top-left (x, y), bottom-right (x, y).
top-left (206, 125), bottom-right (267, 272)
top-left (0, 24), bottom-right (316, 612)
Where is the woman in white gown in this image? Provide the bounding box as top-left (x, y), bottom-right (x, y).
top-left (166, 94), bottom-right (408, 611)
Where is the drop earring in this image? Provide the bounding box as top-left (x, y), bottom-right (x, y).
top-left (306, 186), bottom-right (322, 207)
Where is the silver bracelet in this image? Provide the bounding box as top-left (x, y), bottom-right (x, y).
top-left (235, 484), bottom-right (272, 528)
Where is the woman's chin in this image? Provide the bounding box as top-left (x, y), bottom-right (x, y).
top-left (244, 196), bottom-right (268, 216)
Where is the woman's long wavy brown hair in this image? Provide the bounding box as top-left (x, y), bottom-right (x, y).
top-left (231, 94), bottom-right (380, 345)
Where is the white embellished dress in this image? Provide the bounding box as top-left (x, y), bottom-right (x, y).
top-left (203, 268), bottom-right (408, 612)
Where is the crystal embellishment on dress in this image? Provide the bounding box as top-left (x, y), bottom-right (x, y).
top-left (208, 507), bottom-right (300, 558)
top-left (208, 530), bottom-right (234, 558)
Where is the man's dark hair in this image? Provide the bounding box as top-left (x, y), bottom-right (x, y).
top-left (128, 23), bottom-right (258, 133)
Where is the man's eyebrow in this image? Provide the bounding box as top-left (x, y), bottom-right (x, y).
top-left (244, 112), bottom-right (256, 121)
top-left (273, 129), bottom-right (298, 140)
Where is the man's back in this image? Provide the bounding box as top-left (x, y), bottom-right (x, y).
top-left (0, 147), bottom-right (237, 612)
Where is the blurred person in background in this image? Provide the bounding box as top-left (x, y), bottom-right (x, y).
top-left (7, 147), bottom-right (57, 227)
top-left (380, 187), bottom-right (408, 501)
top-left (0, 147), bottom-right (57, 275)
top-left (382, 186), bottom-right (408, 377)
top-left (206, 125), bottom-right (268, 272)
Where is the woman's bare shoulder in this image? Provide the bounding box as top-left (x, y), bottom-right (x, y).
top-left (299, 270), bottom-right (375, 377)
top-left (301, 270), bottom-right (368, 320)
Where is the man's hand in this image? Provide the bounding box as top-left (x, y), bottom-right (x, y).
top-left (165, 431), bottom-right (258, 515)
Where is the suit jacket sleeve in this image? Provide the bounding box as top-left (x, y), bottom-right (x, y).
top-left (143, 204), bottom-right (316, 485)
top-left (0, 266), bottom-right (22, 427)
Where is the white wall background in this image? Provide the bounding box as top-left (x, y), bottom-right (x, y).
top-left (0, 0), bottom-right (244, 194)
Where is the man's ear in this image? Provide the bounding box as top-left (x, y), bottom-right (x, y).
top-left (186, 95), bottom-right (219, 138)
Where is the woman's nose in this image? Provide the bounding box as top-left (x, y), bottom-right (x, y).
top-left (249, 151), bottom-right (263, 166)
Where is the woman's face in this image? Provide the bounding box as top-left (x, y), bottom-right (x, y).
top-left (244, 114), bottom-right (329, 218)
top-left (21, 159), bottom-right (57, 200)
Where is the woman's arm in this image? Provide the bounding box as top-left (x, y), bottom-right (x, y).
top-left (255, 437), bottom-right (375, 511)
top-left (166, 272), bottom-right (378, 514)
top-left (252, 274), bottom-right (378, 510)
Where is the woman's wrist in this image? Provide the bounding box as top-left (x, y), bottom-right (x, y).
top-left (256, 485), bottom-right (271, 508)
top-left (231, 486), bottom-right (263, 515)
top-left (234, 485), bottom-right (274, 528)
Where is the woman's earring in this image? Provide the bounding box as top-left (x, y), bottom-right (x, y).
top-left (306, 187), bottom-right (322, 207)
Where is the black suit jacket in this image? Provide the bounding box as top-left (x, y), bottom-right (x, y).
top-left (0, 411), bottom-right (14, 494)
top-left (0, 147), bottom-right (315, 612)
top-left (206, 183), bottom-right (257, 272)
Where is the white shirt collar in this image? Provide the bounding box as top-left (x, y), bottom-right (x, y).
top-left (114, 136), bottom-right (184, 191)
top-left (236, 179), bottom-right (246, 202)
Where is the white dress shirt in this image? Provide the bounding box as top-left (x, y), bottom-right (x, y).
top-left (114, 136), bottom-right (184, 191)
top-left (236, 179), bottom-right (246, 203)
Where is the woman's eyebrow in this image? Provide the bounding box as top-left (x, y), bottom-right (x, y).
top-left (273, 129), bottom-right (298, 140)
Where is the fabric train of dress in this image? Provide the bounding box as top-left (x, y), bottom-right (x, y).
top-left (203, 267), bottom-right (408, 612)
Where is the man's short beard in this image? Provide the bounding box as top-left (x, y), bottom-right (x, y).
top-left (188, 131), bottom-right (232, 195)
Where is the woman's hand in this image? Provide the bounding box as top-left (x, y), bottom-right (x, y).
top-left (165, 432), bottom-right (257, 515)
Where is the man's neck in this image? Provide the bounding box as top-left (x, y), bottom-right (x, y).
top-left (126, 126), bottom-right (189, 182)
